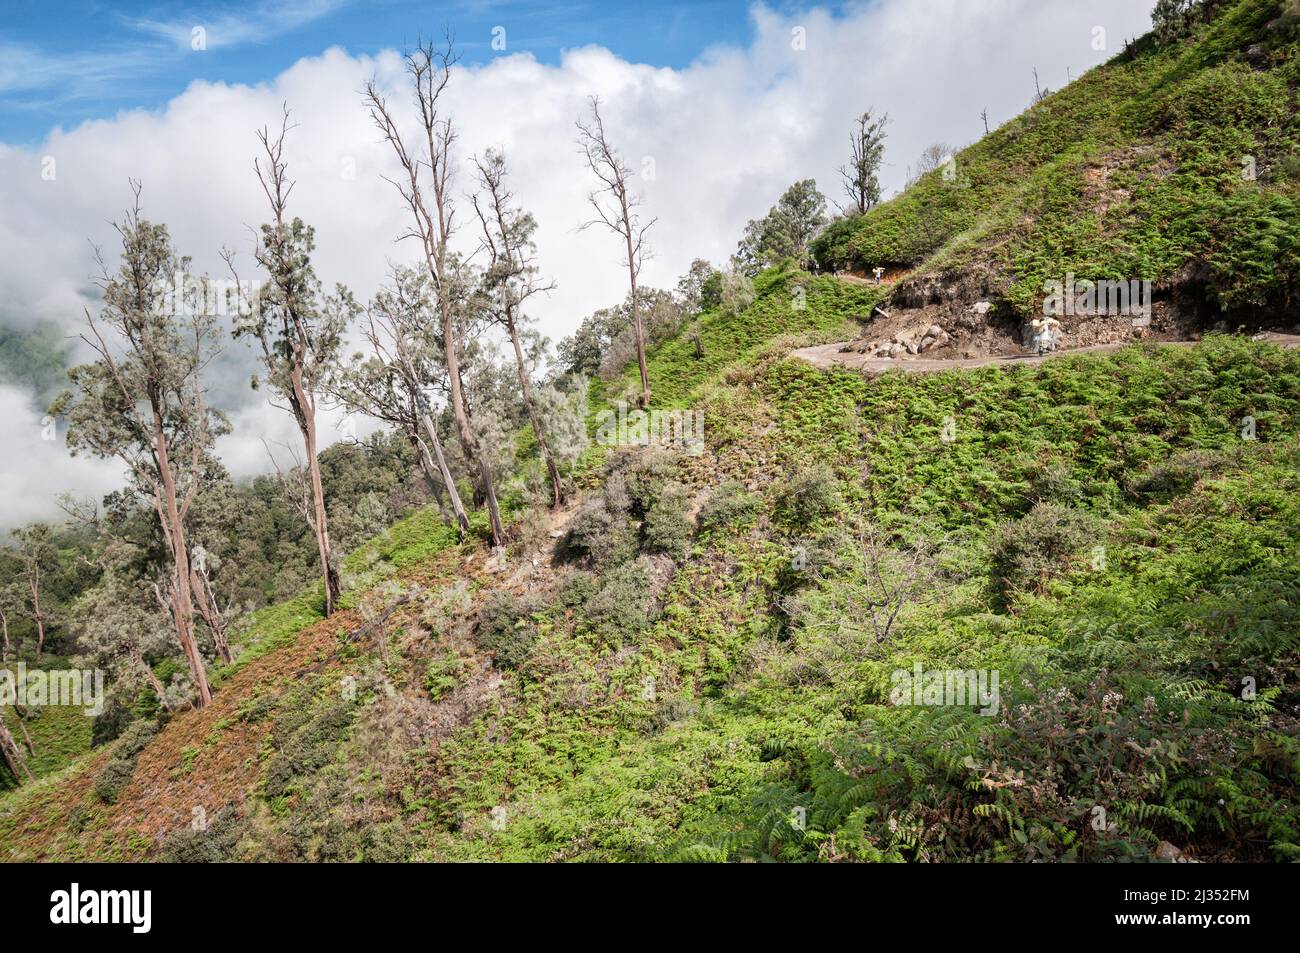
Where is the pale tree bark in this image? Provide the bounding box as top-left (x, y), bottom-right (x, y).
top-left (0, 714), bottom-right (33, 785)
top-left (190, 556), bottom-right (232, 666)
top-left (29, 576), bottom-right (45, 660)
top-left (0, 606), bottom-right (10, 662)
top-left (15, 535), bottom-right (49, 660)
top-left (12, 703), bottom-right (34, 755)
top-left (61, 186), bottom-right (218, 707)
top-left (472, 150), bottom-right (564, 507)
top-left (149, 393), bottom-right (214, 708)
top-left (364, 40), bottom-right (505, 546)
top-left (331, 290), bottom-right (472, 536)
top-left (245, 112), bottom-right (343, 614)
top-left (577, 97), bottom-right (656, 409)
top-left (127, 637), bottom-right (175, 714)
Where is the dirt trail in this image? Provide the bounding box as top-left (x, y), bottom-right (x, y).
top-left (792, 333), bottom-right (1300, 374)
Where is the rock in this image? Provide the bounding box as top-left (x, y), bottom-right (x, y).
top-left (1154, 841), bottom-right (1185, 862)
top-left (971, 301), bottom-right (993, 315)
top-left (918, 336), bottom-right (936, 352)
top-left (906, 343), bottom-right (918, 355)
top-left (927, 324), bottom-right (944, 337)
top-left (888, 343), bottom-right (906, 357)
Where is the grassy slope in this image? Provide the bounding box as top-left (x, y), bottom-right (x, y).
top-left (813, 0), bottom-right (1300, 316)
top-left (1, 661), bottom-right (94, 787)
top-left (6, 266), bottom-right (1296, 861)
top-left (3, 0), bottom-right (1298, 862)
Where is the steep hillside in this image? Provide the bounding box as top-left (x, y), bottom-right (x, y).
top-left (814, 0), bottom-right (1300, 350)
top-left (3, 0), bottom-right (1299, 863)
top-left (4, 262), bottom-right (1298, 861)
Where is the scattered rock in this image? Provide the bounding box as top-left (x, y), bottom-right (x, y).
top-left (971, 301), bottom-right (993, 315)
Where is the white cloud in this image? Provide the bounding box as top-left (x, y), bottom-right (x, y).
top-left (0, 386), bottom-right (125, 530)
top-left (0, 0), bottom-right (1157, 525)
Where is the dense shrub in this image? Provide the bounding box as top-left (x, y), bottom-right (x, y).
top-left (261, 699), bottom-right (356, 802)
top-left (475, 592), bottom-right (541, 670)
top-left (989, 503), bottom-right (1102, 596)
top-left (773, 463), bottom-right (842, 526)
top-left (565, 492), bottom-right (637, 567)
top-left (642, 483), bottom-right (694, 559)
top-left (92, 718), bottom-right (159, 804)
top-left (582, 557), bottom-right (661, 639)
top-left (157, 806), bottom-right (245, 862)
top-left (1124, 448), bottom-right (1225, 498)
top-left (697, 480), bottom-right (760, 532)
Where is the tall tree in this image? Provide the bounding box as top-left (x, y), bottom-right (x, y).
top-left (11, 525), bottom-right (56, 658)
top-left (839, 109), bottom-right (889, 215)
top-left (51, 185), bottom-right (226, 707)
top-left (0, 581), bottom-right (14, 661)
top-left (364, 39), bottom-right (505, 546)
top-left (230, 110), bottom-right (352, 615)
top-left (576, 96), bottom-right (656, 409)
top-left (472, 148), bottom-right (564, 506)
top-left (734, 180), bottom-right (828, 274)
top-left (333, 265), bottom-right (471, 534)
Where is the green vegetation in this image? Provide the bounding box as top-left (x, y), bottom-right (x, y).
top-left (813, 0), bottom-right (1300, 317)
top-left (2, 0), bottom-right (1297, 865)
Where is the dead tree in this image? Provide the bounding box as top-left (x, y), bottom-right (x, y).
top-left (364, 38), bottom-right (505, 545)
top-left (472, 148), bottom-right (564, 506)
top-left (231, 109), bottom-right (348, 615)
top-left (576, 96), bottom-right (655, 409)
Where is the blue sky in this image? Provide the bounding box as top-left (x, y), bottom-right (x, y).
top-left (0, 0), bottom-right (810, 143)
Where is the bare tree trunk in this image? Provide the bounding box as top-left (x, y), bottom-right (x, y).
top-left (292, 367), bottom-right (340, 616)
top-left (440, 250), bottom-right (503, 547)
top-left (418, 412), bottom-right (471, 534)
top-left (0, 715), bottom-right (33, 784)
top-left (625, 232), bottom-right (650, 409)
top-left (152, 409), bottom-right (213, 708)
top-left (576, 97), bottom-right (654, 409)
top-left (13, 705), bottom-right (34, 755)
top-left (190, 566), bottom-right (233, 666)
top-left (1, 609), bottom-right (10, 661)
top-left (506, 319), bottom-right (563, 506)
top-left (364, 46), bottom-right (504, 546)
top-left (29, 577), bottom-right (44, 660)
top-left (130, 646), bottom-right (173, 713)
top-left (390, 332), bottom-right (470, 535)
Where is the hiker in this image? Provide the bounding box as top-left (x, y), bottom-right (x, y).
top-left (1029, 316), bottom-right (1061, 355)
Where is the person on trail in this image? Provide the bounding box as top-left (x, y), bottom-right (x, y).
top-left (1030, 316), bottom-right (1061, 356)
